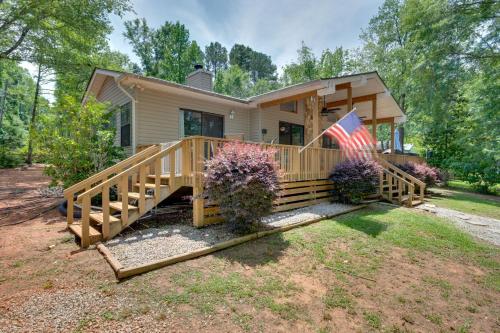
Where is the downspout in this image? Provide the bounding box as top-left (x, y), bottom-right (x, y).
top-left (115, 77), bottom-right (137, 155)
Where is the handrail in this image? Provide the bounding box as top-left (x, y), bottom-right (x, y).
top-left (77, 141), bottom-right (182, 202)
top-left (63, 144), bottom-right (161, 198)
top-left (381, 167), bottom-right (413, 187)
top-left (380, 166), bottom-right (415, 206)
top-left (376, 156), bottom-right (426, 188)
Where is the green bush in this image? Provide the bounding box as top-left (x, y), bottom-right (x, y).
top-left (37, 96), bottom-right (124, 188)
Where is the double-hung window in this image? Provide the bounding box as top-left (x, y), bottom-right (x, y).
top-left (120, 102), bottom-right (132, 147)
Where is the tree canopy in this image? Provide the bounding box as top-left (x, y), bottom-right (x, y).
top-left (0, 0), bottom-right (497, 191)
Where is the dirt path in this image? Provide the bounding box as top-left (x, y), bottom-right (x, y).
top-left (0, 165), bottom-right (60, 227)
top-left (416, 203), bottom-right (500, 246)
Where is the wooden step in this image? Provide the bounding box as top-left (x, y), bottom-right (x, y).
top-left (69, 224), bottom-right (102, 245)
top-left (127, 192), bottom-right (154, 200)
top-left (89, 212), bottom-right (120, 225)
top-left (410, 200), bottom-right (423, 206)
top-left (134, 183), bottom-right (168, 190)
top-left (109, 201), bottom-right (138, 212)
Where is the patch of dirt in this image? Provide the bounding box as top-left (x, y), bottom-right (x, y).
top-left (0, 164), bottom-right (60, 227)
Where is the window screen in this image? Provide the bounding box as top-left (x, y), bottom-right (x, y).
top-left (120, 102), bottom-right (132, 147)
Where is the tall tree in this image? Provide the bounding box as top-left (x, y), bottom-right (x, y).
top-left (229, 44), bottom-right (276, 82)
top-left (205, 42), bottom-right (227, 77)
top-left (0, 0), bottom-right (131, 164)
top-left (0, 61), bottom-right (36, 167)
top-left (124, 19), bottom-right (204, 83)
top-left (0, 0), bottom-right (131, 61)
top-left (213, 65), bottom-right (252, 98)
top-left (318, 47), bottom-right (349, 78)
top-left (282, 42), bottom-right (318, 85)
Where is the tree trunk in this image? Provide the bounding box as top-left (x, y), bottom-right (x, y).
top-left (26, 64), bottom-right (42, 165)
top-left (0, 81), bottom-right (8, 131)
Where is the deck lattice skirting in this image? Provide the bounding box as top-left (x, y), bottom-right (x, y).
top-left (63, 136), bottom-right (425, 247)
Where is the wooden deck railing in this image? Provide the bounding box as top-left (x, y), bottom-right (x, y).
top-left (377, 157), bottom-right (425, 202)
top-left (63, 144), bottom-right (161, 225)
top-left (69, 136), bottom-right (427, 247)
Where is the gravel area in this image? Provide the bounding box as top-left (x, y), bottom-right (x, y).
top-left (0, 289), bottom-right (133, 332)
top-left (261, 202), bottom-right (355, 227)
top-left (416, 203), bottom-right (500, 246)
top-left (105, 202), bottom-right (358, 268)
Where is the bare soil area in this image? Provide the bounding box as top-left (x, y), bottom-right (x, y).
top-left (0, 166), bottom-right (498, 332)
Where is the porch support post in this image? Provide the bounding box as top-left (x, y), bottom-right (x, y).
top-left (192, 138), bottom-right (204, 227)
top-left (347, 84), bottom-right (352, 111)
top-left (304, 94), bottom-right (320, 148)
top-left (371, 95), bottom-right (377, 144)
top-left (313, 94), bottom-right (320, 147)
top-left (390, 121), bottom-right (395, 153)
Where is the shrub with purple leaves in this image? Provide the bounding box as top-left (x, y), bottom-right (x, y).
top-left (329, 159), bottom-right (381, 204)
top-left (204, 142), bottom-right (280, 233)
top-left (396, 162), bottom-right (443, 187)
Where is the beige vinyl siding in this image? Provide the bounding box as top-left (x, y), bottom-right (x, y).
top-left (259, 99), bottom-right (306, 143)
top-left (135, 88), bottom-right (250, 145)
top-left (96, 77), bottom-right (133, 155)
top-left (248, 108), bottom-right (261, 142)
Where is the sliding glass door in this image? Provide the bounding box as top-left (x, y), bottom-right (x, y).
top-left (279, 121), bottom-right (304, 146)
top-left (181, 109), bottom-right (224, 138)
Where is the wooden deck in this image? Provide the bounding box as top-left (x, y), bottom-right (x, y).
top-left (64, 136), bottom-right (425, 247)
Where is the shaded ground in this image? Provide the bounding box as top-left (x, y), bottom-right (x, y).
top-left (0, 167), bottom-right (499, 332)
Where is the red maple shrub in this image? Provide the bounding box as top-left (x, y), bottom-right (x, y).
top-left (329, 159), bottom-right (381, 204)
top-left (204, 142), bottom-right (280, 233)
top-left (396, 162), bottom-right (443, 187)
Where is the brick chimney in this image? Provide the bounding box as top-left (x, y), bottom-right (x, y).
top-left (186, 64), bottom-right (213, 91)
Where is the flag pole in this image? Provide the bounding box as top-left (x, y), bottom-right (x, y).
top-left (299, 107), bottom-right (357, 153)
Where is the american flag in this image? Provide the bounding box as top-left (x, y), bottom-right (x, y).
top-left (325, 111), bottom-right (375, 160)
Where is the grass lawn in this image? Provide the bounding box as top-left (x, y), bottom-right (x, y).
top-left (2, 204), bottom-right (499, 332)
top-left (428, 187), bottom-right (500, 220)
top-left (447, 180), bottom-right (499, 196)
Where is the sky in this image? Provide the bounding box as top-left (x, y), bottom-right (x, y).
top-left (25, 0), bottom-right (383, 101)
top-left (109, 0), bottom-right (382, 70)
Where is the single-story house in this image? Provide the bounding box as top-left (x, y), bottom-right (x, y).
top-left (66, 66), bottom-right (425, 247)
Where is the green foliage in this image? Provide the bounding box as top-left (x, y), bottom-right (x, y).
top-left (0, 0), bottom-right (131, 61)
top-left (229, 44), bottom-right (277, 82)
top-left (213, 65), bottom-right (252, 98)
top-left (37, 96), bottom-right (124, 187)
top-left (282, 42), bottom-right (318, 85)
top-left (358, 0), bottom-right (499, 190)
top-left (0, 61), bottom-right (36, 167)
top-left (204, 41), bottom-right (228, 77)
top-left (124, 19), bottom-right (204, 83)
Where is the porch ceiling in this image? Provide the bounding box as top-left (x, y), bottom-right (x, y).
top-left (320, 73), bottom-right (404, 123)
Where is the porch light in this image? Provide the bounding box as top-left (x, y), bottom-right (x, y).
top-left (229, 110), bottom-right (235, 120)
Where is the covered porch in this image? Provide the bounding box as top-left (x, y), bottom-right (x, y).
top-left (252, 72), bottom-right (405, 153)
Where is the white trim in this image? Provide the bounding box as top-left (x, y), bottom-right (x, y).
top-left (115, 78), bottom-right (137, 154)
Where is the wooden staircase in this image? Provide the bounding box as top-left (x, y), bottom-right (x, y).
top-left (376, 157), bottom-right (426, 207)
top-left (64, 141), bottom-right (190, 247)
